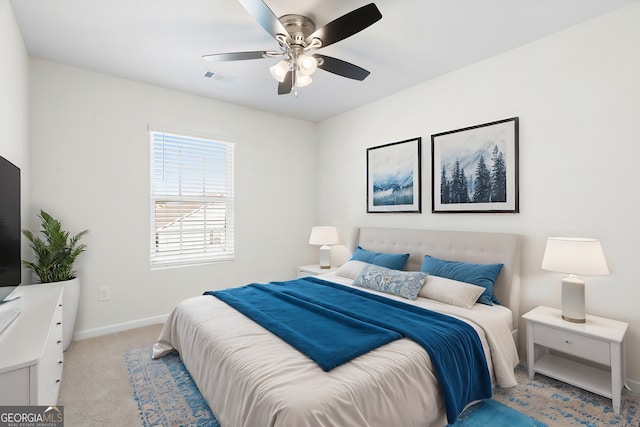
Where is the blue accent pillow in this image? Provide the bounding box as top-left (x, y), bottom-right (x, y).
top-left (420, 255), bottom-right (503, 306)
top-left (350, 246), bottom-right (409, 271)
top-left (354, 264), bottom-right (428, 300)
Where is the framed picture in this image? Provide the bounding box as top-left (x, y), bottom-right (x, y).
top-left (367, 137), bottom-right (421, 213)
top-left (431, 117), bottom-right (519, 213)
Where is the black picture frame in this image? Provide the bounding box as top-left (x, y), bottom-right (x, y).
top-left (367, 137), bottom-right (421, 213)
top-left (431, 117), bottom-right (519, 213)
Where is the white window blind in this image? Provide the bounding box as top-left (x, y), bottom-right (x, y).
top-left (150, 130), bottom-right (234, 267)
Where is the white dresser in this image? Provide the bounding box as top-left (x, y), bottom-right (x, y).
top-left (0, 283), bottom-right (64, 405)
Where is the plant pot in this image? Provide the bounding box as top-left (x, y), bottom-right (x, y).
top-left (57, 277), bottom-right (80, 351)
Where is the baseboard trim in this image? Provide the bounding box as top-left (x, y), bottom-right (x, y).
top-left (73, 314), bottom-right (168, 341)
top-left (627, 378), bottom-right (640, 395)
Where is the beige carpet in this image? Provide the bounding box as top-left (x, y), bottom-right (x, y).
top-left (58, 324), bottom-right (163, 427)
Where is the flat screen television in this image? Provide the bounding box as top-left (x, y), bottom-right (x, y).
top-left (0, 155), bottom-right (21, 291)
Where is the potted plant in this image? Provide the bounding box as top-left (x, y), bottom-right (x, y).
top-left (23, 210), bottom-right (88, 350)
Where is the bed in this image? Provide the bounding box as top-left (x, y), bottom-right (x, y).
top-left (153, 227), bottom-right (521, 427)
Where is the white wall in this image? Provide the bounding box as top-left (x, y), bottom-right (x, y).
top-left (28, 59), bottom-right (318, 335)
top-left (0, 0), bottom-right (29, 288)
top-left (317, 3), bottom-right (640, 384)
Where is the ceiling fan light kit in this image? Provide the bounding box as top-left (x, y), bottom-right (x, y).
top-left (203, 1), bottom-right (382, 95)
top-left (268, 46), bottom-right (318, 88)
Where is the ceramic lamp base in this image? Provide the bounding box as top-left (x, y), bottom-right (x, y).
top-left (318, 245), bottom-right (331, 269)
top-left (561, 275), bottom-right (586, 323)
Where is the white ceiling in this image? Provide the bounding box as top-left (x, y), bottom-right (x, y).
top-left (10, 0), bottom-right (636, 122)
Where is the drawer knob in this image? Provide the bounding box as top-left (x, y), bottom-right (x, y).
top-left (58, 360), bottom-right (63, 364)
top-left (56, 379), bottom-right (61, 383)
top-left (565, 340), bottom-right (571, 344)
top-left (57, 322), bottom-right (62, 326)
top-left (57, 340), bottom-right (62, 344)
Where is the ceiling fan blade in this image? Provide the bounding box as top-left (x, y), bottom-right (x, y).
top-left (308, 3), bottom-right (382, 48)
top-left (238, 0), bottom-right (290, 39)
top-left (314, 55), bottom-right (370, 81)
top-left (202, 51), bottom-right (268, 62)
top-left (278, 70), bottom-right (294, 95)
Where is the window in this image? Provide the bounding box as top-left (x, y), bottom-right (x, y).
top-left (150, 130), bottom-right (234, 267)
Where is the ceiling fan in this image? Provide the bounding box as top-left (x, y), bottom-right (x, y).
top-left (203, 0), bottom-right (382, 95)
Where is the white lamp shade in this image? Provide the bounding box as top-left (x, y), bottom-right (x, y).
top-left (541, 237), bottom-right (609, 276)
top-left (309, 226), bottom-right (339, 246)
top-left (296, 73), bottom-right (312, 87)
top-left (269, 60), bottom-right (290, 82)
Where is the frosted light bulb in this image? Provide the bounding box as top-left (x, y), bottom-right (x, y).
top-left (297, 55), bottom-right (317, 76)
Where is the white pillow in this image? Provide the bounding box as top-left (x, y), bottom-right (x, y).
top-left (333, 260), bottom-right (369, 279)
top-left (419, 275), bottom-right (485, 309)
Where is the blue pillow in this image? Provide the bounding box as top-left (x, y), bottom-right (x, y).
top-left (354, 264), bottom-right (428, 300)
top-left (350, 246), bottom-right (409, 271)
top-left (420, 255), bottom-right (503, 306)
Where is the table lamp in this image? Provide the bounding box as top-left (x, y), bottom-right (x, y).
top-left (308, 226), bottom-right (339, 268)
top-left (541, 237), bottom-right (609, 323)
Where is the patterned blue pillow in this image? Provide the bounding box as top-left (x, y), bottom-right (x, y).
top-left (353, 264), bottom-right (428, 300)
top-left (350, 246), bottom-right (409, 270)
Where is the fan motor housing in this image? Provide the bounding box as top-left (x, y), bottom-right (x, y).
top-left (280, 14), bottom-right (316, 44)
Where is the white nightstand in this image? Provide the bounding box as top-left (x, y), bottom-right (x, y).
top-left (297, 264), bottom-right (338, 278)
top-left (523, 306), bottom-right (628, 414)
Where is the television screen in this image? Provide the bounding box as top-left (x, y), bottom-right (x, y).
top-left (0, 155), bottom-right (21, 288)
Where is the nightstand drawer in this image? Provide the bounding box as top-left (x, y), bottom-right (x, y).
top-left (534, 324), bottom-right (610, 365)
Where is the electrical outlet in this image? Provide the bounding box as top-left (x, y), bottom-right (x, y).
top-left (99, 286), bottom-right (110, 301)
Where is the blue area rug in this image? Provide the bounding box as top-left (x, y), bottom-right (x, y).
top-left (124, 347), bottom-right (219, 427)
top-left (452, 399), bottom-right (547, 426)
top-left (125, 346), bottom-right (640, 426)
top-left (494, 365), bottom-right (640, 427)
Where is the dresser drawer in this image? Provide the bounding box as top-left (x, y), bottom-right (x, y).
top-left (36, 292), bottom-right (64, 405)
top-left (534, 324), bottom-right (610, 365)
top-left (0, 367), bottom-right (30, 404)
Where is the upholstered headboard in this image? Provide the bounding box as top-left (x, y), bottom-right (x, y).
top-left (356, 227), bottom-right (522, 329)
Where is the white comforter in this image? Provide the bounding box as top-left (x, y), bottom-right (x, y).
top-left (153, 274), bottom-right (519, 427)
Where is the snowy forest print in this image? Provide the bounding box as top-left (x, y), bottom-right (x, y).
top-left (432, 117), bottom-right (519, 213)
top-left (367, 138), bottom-right (421, 213)
top-left (440, 143), bottom-right (506, 204)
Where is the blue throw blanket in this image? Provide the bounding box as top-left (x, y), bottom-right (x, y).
top-left (205, 277), bottom-right (491, 423)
